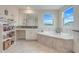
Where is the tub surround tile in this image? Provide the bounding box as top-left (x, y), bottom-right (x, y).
top-left (37, 34), bottom-right (73, 53)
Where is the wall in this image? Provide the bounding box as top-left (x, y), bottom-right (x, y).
top-left (0, 5), bottom-right (76, 33)
top-left (74, 6), bottom-right (79, 30)
top-left (0, 5), bottom-right (75, 33)
top-left (0, 5), bottom-right (19, 26)
top-left (19, 9), bottom-right (59, 31)
top-left (37, 9), bottom-right (59, 31)
top-left (73, 6), bottom-right (79, 52)
top-left (18, 9), bottom-right (24, 26)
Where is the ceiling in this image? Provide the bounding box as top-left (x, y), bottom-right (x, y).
top-left (16, 5), bottom-right (64, 10)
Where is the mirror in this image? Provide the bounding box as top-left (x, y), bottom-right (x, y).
top-left (23, 14), bottom-right (38, 26)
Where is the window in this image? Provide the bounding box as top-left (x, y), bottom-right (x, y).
top-left (63, 7), bottom-right (74, 26)
top-left (42, 12), bottom-right (54, 25)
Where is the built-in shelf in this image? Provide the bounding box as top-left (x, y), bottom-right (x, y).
top-left (0, 18), bottom-right (15, 51)
top-left (3, 36), bottom-right (15, 41)
top-left (3, 30), bottom-right (15, 34)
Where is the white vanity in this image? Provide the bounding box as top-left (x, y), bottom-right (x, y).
top-left (16, 11), bottom-right (38, 40)
top-left (16, 26), bottom-right (38, 40)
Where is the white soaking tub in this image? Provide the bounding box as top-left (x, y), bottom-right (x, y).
top-left (37, 31), bottom-right (74, 53)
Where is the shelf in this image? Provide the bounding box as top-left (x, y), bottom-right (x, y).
top-left (3, 41), bottom-right (15, 51)
top-left (0, 18), bottom-right (15, 51)
top-left (3, 30), bottom-right (15, 34)
top-left (3, 36), bottom-right (15, 41)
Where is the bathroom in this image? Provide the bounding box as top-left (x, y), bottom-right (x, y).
top-left (0, 5), bottom-right (79, 53)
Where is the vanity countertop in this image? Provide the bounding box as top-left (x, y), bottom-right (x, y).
top-left (16, 26), bottom-right (38, 30)
top-left (72, 30), bottom-right (79, 32)
top-left (16, 26), bottom-right (38, 28)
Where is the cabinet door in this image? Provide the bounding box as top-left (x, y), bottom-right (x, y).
top-left (26, 30), bottom-right (37, 40)
top-left (16, 30), bottom-right (26, 39)
top-left (26, 30), bottom-right (31, 40)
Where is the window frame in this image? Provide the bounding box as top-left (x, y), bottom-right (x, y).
top-left (42, 12), bottom-right (54, 26)
top-left (63, 7), bottom-right (74, 27)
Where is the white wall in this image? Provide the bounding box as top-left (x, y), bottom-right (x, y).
top-left (37, 10), bottom-right (59, 31)
top-left (74, 6), bottom-right (79, 30)
top-left (18, 9), bottom-right (24, 26)
top-left (73, 6), bottom-right (79, 52)
top-left (0, 5), bottom-right (76, 33)
top-left (19, 9), bottom-right (59, 31)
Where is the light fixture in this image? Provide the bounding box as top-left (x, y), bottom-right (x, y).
top-left (24, 6), bottom-right (34, 14)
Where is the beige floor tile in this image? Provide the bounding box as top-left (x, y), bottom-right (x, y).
top-left (4, 39), bottom-right (58, 53)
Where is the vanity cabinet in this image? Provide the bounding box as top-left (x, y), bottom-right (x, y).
top-left (16, 30), bottom-right (26, 40)
top-left (16, 28), bottom-right (37, 40)
top-left (26, 29), bottom-right (37, 40)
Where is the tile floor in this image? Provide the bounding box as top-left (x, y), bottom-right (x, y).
top-left (4, 39), bottom-right (58, 53)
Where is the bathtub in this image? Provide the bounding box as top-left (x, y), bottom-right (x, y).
top-left (37, 31), bottom-right (74, 53)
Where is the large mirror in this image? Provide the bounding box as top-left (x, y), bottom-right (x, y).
top-left (23, 14), bottom-right (38, 26)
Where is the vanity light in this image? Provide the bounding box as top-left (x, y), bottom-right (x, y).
top-left (24, 6), bottom-right (34, 14)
